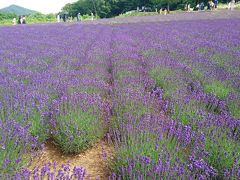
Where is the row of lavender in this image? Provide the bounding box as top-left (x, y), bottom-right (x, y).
top-left (0, 24), bottom-right (112, 179)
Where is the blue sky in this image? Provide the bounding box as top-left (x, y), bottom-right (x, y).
top-left (0, 0), bottom-right (77, 14)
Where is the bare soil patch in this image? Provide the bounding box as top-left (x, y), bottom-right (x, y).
top-left (30, 140), bottom-right (113, 179)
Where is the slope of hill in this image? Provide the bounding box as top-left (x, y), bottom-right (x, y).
top-left (0, 5), bottom-right (38, 15)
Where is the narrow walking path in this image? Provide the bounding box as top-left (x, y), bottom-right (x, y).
top-left (31, 140), bottom-right (113, 179)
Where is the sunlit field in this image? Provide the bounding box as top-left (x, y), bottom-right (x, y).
top-left (0, 11), bottom-right (240, 179)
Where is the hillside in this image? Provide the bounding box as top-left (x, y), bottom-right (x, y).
top-left (0, 4), bottom-right (38, 15)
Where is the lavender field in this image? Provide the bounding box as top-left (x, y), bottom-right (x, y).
top-left (0, 11), bottom-right (240, 179)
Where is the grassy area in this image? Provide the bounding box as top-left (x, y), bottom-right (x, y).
top-left (218, 2), bottom-right (240, 9)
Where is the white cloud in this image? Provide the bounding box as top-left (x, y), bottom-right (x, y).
top-left (0, 0), bottom-right (77, 14)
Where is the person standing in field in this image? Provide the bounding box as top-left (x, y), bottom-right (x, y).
top-left (22, 16), bottom-right (26, 24)
top-left (19, 16), bottom-right (23, 24)
top-left (63, 14), bottom-right (67, 22)
top-left (187, 3), bottom-right (191, 12)
top-left (164, 8), bottom-right (167, 15)
top-left (57, 14), bottom-right (61, 22)
top-left (207, 1), bottom-right (212, 10)
top-left (214, 0), bottom-right (218, 9)
top-left (230, 0), bottom-right (235, 10)
top-left (18, 16), bottom-right (21, 24)
top-left (77, 13), bottom-right (81, 22)
top-left (159, 8), bottom-right (163, 14)
top-left (200, 2), bottom-right (205, 10)
top-left (91, 12), bottom-right (94, 20)
top-left (12, 18), bottom-right (16, 25)
top-left (196, 3), bottom-right (200, 11)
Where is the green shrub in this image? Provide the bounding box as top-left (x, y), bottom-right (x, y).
top-left (53, 109), bottom-right (104, 154)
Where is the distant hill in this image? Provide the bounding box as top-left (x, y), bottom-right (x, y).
top-left (0, 5), bottom-right (38, 15)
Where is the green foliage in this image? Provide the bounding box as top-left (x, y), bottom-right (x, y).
top-left (0, 102), bottom-right (49, 144)
top-left (117, 11), bottom-right (158, 18)
top-left (205, 129), bottom-right (240, 177)
top-left (228, 101), bottom-right (240, 119)
top-left (0, 121), bottom-right (33, 176)
top-left (196, 47), bottom-right (210, 55)
top-left (27, 13), bottom-right (56, 23)
top-left (63, 0), bottom-right (227, 18)
top-left (53, 109), bottom-right (104, 154)
top-left (62, 0), bottom-right (111, 18)
top-left (115, 69), bottom-right (137, 81)
top-left (0, 12), bottom-right (57, 25)
top-left (171, 100), bottom-right (200, 125)
top-left (0, 12), bottom-right (16, 21)
top-left (28, 109), bottom-right (50, 143)
top-left (210, 53), bottom-right (232, 68)
top-left (149, 66), bottom-right (177, 98)
top-left (204, 81), bottom-right (230, 100)
top-left (112, 130), bottom-right (186, 178)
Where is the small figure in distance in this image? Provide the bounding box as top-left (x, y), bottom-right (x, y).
top-left (185, 3), bottom-right (188, 11)
top-left (187, 3), bottom-right (191, 12)
top-left (196, 3), bottom-right (200, 11)
top-left (57, 14), bottom-right (61, 23)
top-left (210, 1), bottom-right (215, 10)
top-left (207, 1), bottom-right (211, 10)
top-left (214, 0), bottom-right (218, 9)
top-left (20, 16), bottom-right (23, 24)
top-left (91, 12), bottom-right (94, 20)
top-left (200, 2), bottom-right (205, 11)
top-left (22, 16), bottom-right (26, 24)
top-left (18, 16), bottom-right (22, 24)
top-left (164, 8), bottom-right (167, 15)
top-left (12, 18), bottom-right (16, 25)
top-left (230, 0), bottom-right (235, 10)
top-left (63, 14), bottom-right (67, 22)
top-left (159, 8), bottom-right (163, 14)
top-left (77, 12), bottom-right (81, 22)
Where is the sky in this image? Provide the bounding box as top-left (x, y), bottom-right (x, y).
top-left (0, 0), bottom-right (77, 14)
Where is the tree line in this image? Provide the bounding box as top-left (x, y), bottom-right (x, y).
top-left (0, 11), bottom-right (56, 25)
top-left (62, 0), bottom-right (231, 18)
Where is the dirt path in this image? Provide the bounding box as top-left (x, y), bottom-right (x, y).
top-left (31, 140), bottom-right (113, 179)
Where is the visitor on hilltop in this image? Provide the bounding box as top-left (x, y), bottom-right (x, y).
top-left (214, 0), bottom-right (218, 9)
top-left (159, 8), bottom-right (163, 14)
top-left (63, 14), bottom-right (67, 22)
top-left (211, 1), bottom-right (215, 9)
top-left (229, 0), bottom-right (235, 10)
top-left (22, 16), bottom-right (26, 24)
top-left (77, 13), bottom-right (81, 22)
top-left (187, 3), bottom-right (191, 12)
top-left (207, 1), bottom-right (212, 10)
top-left (200, 2), bottom-right (205, 10)
top-left (57, 14), bottom-right (61, 23)
top-left (18, 16), bottom-right (23, 24)
top-left (12, 18), bottom-right (16, 25)
top-left (91, 12), bottom-right (94, 21)
top-left (164, 8), bottom-right (167, 15)
top-left (196, 3), bottom-right (200, 11)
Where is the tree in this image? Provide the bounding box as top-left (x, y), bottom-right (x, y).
top-left (62, 0), bottom-right (111, 18)
top-left (151, 0), bottom-right (180, 12)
